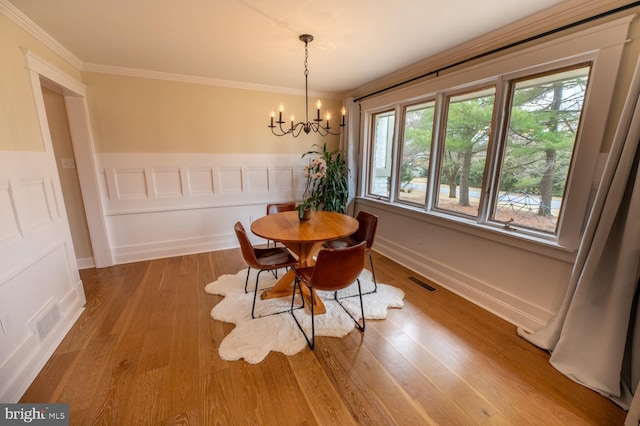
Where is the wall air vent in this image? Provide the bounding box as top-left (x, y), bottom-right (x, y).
top-left (408, 276), bottom-right (438, 293)
top-left (29, 298), bottom-right (62, 343)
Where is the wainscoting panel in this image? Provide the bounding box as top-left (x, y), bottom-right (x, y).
top-left (0, 180), bottom-right (21, 244)
top-left (218, 167), bottom-right (243, 193)
top-left (13, 178), bottom-right (55, 233)
top-left (0, 151), bottom-right (85, 402)
top-left (272, 167), bottom-right (294, 192)
top-left (152, 168), bottom-right (183, 199)
top-left (97, 153), bottom-right (307, 263)
top-left (114, 168), bottom-right (148, 200)
top-left (186, 167), bottom-right (214, 196)
top-left (246, 167), bottom-right (269, 193)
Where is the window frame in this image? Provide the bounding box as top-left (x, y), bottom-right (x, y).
top-left (395, 99), bottom-right (437, 208)
top-left (431, 84), bottom-right (498, 220)
top-left (358, 17), bottom-right (630, 251)
top-left (367, 108), bottom-right (398, 200)
top-left (486, 62), bottom-right (593, 236)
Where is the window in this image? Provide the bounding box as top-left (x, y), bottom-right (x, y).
top-left (491, 65), bottom-right (590, 233)
top-left (359, 18), bottom-right (628, 249)
top-left (398, 101), bottom-right (435, 205)
top-left (435, 88), bottom-right (495, 218)
top-left (363, 61), bottom-right (599, 243)
top-left (369, 110), bottom-right (395, 198)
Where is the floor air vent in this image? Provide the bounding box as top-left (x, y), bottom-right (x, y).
top-left (408, 276), bottom-right (438, 293)
top-left (30, 299), bottom-right (62, 343)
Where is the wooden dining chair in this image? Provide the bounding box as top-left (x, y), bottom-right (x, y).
top-left (290, 241), bottom-right (366, 349)
top-left (234, 221), bottom-right (298, 319)
top-left (265, 202), bottom-right (296, 248)
top-left (323, 211), bottom-right (378, 294)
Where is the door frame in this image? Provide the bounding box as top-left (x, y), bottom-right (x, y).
top-left (23, 49), bottom-right (113, 267)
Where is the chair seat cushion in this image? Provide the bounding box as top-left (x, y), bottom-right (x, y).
top-left (323, 236), bottom-right (358, 249)
top-left (254, 247), bottom-right (297, 267)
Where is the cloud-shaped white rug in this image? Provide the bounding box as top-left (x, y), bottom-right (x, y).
top-left (205, 268), bottom-right (404, 364)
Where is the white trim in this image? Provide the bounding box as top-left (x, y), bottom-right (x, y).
top-left (76, 257), bottom-right (95, 270)
top-left (112, 233), bottom-right (239, 265)
top-left (1, 0), bottom-right (343, 99)
top-left (22, 49), bottom-right (114, 267)
top-left (0, 0), bottom-right (82, 69)
top-left (22, 49), bottom-right (86, 95)
top-left (82, 63), bottom-right (344, 100)
top-left (357, 16), bottom-right (630, 252)
top-left (375, 237), bottom-right (554, 332)
top-left (349, 2), bottom-right (636, 100)
top-left (64, 97), bottom-right (113, 267)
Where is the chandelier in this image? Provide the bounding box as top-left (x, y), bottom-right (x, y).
top-left (269, 34), bottom-right (346, 137)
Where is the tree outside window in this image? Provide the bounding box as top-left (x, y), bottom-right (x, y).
top-left (398, 101), bottom-right (435, 205)
top-left (436, 88), bottom-right (495, 217)
top-left (492, 65), bottom-right (590, 233)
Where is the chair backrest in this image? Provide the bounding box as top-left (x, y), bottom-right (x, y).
top-left (351, 211), bottom-right (378, 250)
top-left (309, 241), bottom-right (366, 291)
top-left (234, 222), bottom-right (261, 269)
top-left (266, 202), bottom-right (296, 215)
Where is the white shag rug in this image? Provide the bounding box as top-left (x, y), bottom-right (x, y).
top-left (205, 268), bottom-right (404, 364)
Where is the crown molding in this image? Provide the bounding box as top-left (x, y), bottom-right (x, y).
top-left (0, 0), bottom-right (344, 100)
top-left (348, 0), bottom-right (639, 99)
top-left (0, 0), bottom-right (82, 69)
top-left (81, 62), bottom-right (344, 100)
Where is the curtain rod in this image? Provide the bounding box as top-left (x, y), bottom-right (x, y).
top-left (354, 1), bottom-right (640, 103)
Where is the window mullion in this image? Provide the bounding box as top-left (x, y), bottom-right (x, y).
top-left (479, 78), bottom-right (509, 225)
top-left (427, 93), bottom-right (446, 212)
top-left (389, 104), bottom-right (403, 203)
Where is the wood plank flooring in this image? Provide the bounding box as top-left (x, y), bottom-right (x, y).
top-left (21, 249), bottom-right (626, 425)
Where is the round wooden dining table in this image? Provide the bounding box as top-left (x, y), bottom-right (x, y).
top-left (250, 210), bottom-right (359, 314)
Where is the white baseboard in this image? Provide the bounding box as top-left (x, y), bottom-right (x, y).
top-left (375, 237), bottom-right (553, 333)
top-left (111, 233), bottom-right (240, 265)
top-left (76, 257), bottom-right (95, 269)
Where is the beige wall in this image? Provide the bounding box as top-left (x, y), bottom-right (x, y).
top-left (0, 14), bottom-right (81, 151)
top-left (83, 72), bottom-right (343, 155)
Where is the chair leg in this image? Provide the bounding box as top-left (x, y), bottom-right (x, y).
top-left (332, 254), bottom-right (377, 300)
top-left (290, 277), bottom-right (305, 312)
top-left (253, 268), bottom-right (302, 319)
top-left (367, 252), bottom-right (378, 294)
top-left (335, 278), bottom-right (366, 332)
top-left (290, 278), bottom-right (315, 349)
top-left (244, 267), bottom-right (251, 293)
top-left (251, 269), bottom-right (264, 319)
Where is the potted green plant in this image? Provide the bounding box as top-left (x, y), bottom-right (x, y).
top-left (298, 143), bottom-right (348, 219)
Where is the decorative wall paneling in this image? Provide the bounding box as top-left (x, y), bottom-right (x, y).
top-left (97, 153), bottom-right (306, 264)
top-left (0, 152), bottom-right (85, 402)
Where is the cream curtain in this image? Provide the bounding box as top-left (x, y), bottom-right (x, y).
top-left (518, 58), bottom-right (640, 415)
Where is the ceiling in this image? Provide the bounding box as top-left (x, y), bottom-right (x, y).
top-left (6, 0), bottom-right (568, 96)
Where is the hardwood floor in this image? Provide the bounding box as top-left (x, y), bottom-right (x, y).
top-left (21, 249), bottom-right (625, 425)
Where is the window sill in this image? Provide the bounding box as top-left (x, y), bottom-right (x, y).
top-left (356, 197), bottom-right (577, 263)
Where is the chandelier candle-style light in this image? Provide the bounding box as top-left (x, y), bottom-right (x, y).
top-left (269, 34), bottom-right (346, 138)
